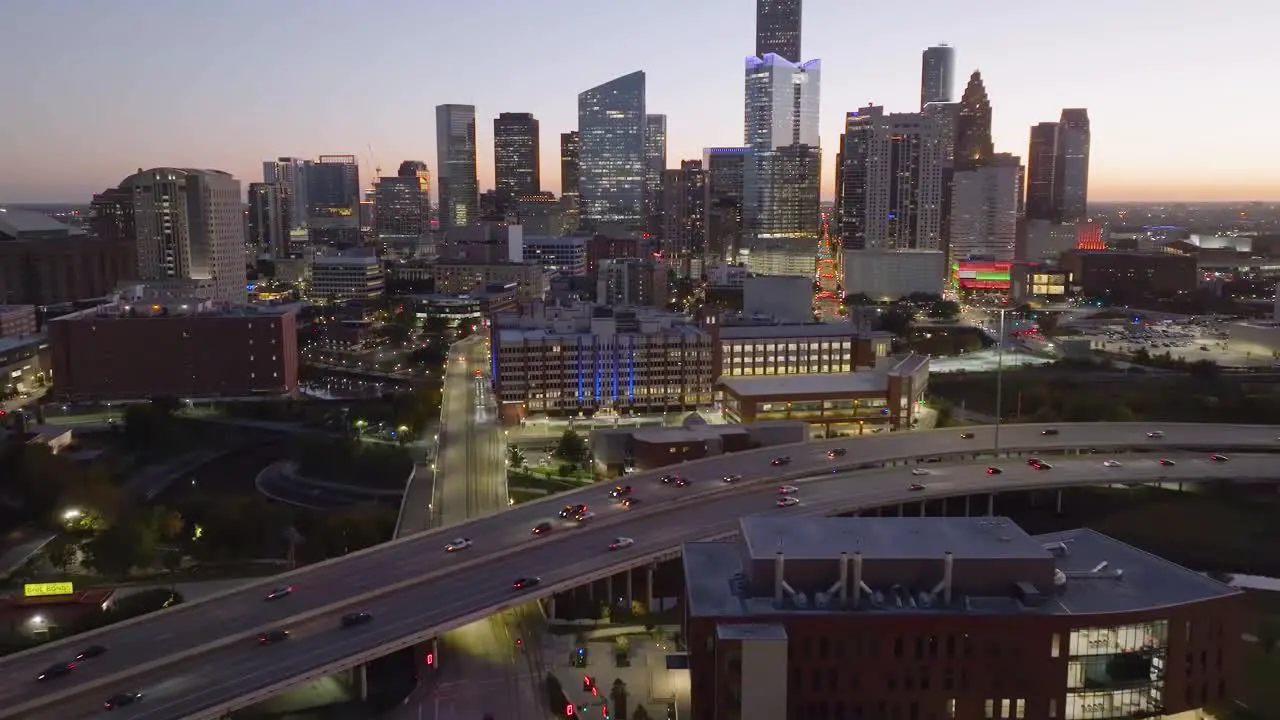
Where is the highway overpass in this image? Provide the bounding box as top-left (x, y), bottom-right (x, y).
top-left (4, 422), bottom-right (1280, 719)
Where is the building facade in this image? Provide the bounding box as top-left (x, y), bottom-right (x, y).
top-left (597, 257), bottom-right (668, 308)
top-left (0, 209), bottom-right (134, 306)
top-left (247, 182), bottom-right (286, 256)
top-left (644, 114), bottom-right (668, 232)
top-left (1054, 109), bottom-right (1091, 223)
top-left (949, 153), bottom-right (1022, 262)
top-left (262, 157), bottom-right (310, 232)
top-left (954, 71), bottom-right (994, 170)
top-left (494, 112), bottom-right (541, 209)
top-left (310, 255), bottom-right (385, 303)
top-left (374, 175), bottom-right (428, 243)
top-left (560, 130), bottom-right (581, 230)
top-left (920, 44), bottom-right (956, 109)
top-left (755, 0), bottom-right (802, 61)
top-left (661, 160), bottom-right (708, 268)
top-left (431, 260), bottom-right (548, 303)
top-left (705, 148), bottom-right (747, 263)
top-left (304, 155), bottom-right (361, 248)
top-left (436, 104), bottom-right (480, 231)
top-left (578, 72), bottom-right (647, 229)
top-left (522, 235), bottom-right (588, 276)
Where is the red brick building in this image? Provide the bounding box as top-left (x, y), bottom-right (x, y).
top-left (683, 516), bottom-right (1243, 720)
top-left (49, 300), bottom-right (298, 401)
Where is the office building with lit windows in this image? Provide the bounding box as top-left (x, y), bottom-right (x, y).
top-left (490, 301), bottom-right (712, 420)
top-left (437, 104), bottom-right (480, 231)
top-left (494, 112), bottom-right (541, 209)
top-left (684, 515), bottom-right (1244, 720)
top-left (578, 71), bottom-right (646, 229)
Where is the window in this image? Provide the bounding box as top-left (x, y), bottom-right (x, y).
top-left (984, 699), bottom-right (994, 719)
top-left (1051, 633), bottom-right (1061, 658)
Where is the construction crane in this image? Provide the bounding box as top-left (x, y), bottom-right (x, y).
top-left (366, 143), bottom-right (381, 181)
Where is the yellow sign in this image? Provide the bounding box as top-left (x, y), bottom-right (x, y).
top-left (24, 582), bottom-right (74, 598)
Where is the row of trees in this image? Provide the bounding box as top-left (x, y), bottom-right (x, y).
top-left (290, 433), bottom-right (414, 489)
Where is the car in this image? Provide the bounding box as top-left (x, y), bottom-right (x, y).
top-left (340, 612), bottom-right (374, 627)
top-left (910, 468), bottom-right (930, 476)
top-left (532, 522), bottom-right (553, 535)
top-left (36, 662), bottom-right (75, 681)
top-left (777, 497), bottom-right (801, 507)
top-left (559, 503), bottom-right (588, 519)
top-left (1041, 428), bottom-right (1059, 436)
top-left (908, 483), bottom-right (926, 492)
top-left (960, 432), bottom-right (975, 439)
top-left (1103, 460), bottom-right (1122, 468)
top-left (770, 456), bottom-right (792, 466)
top-left (474, 369), bottom-right (482, 377)
top-left (674, 477), bottom-right (691, 487)
top-left (609, 537), bottom-right (635, 551)
top-left (1147, 430), bottom-right (1165, 439)
top-left (75, 644), bottom-right (107, 661)
top-left (827, 448), bottom-right (847, 458)
top-left (778, 485), bottom-right (799, 494)
top-left (986, 466), bottom-right (1003, 475)
top-left (1210, 454), bottom-right (1229, 462)
top-left (264, 585), bottom-right (293, 601)
top-left (103, 692), bottom-right (143, 710)
top-left (722, 474), bottom-right (743, 483)
top-left (257, 630), bottom-right (290, 645)
top-left (1158, 458), bottom-right (1176, 467)
top-left (445, 538), bottom-right (472, 552)
top-left (513, 577), bottom-right (541, 590)
top-left (621, 497), bottom-right (641, 508)
top-left (1032, 461), bottom-right (1053, 470)
top-left (1027, 458), bottom-right (1043, 467)
top-left (575, 511), bottom-right (596, 523)
top-left (659, 473), bottom-right (682, 484)
top-left (609, 485), bottom-right (632, 498)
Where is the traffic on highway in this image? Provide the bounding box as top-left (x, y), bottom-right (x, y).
top-left (4, 423), bottom-right (1280, 719)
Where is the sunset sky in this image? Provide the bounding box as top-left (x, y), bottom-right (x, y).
top-left (2, 0), bottom-right (1276, 204)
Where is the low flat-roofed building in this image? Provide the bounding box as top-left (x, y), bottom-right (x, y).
top-left (405, 283), bottom-right (520, 332)
top-left (0, 208), bottom-right (135, 306)
top-left (0, 306), bottom-right (37, 338)
top-left (0, 333), bottom-right (50, 399)
top-left (590, 414), bottom-right (806, 476)
top-left (718, 354), bottom-right (928, 432)
top-left (309, 255), bottom-right (385, 303)
top-left (683, 515), bottom-right (1244, 720)
top-left (711, 319), bottom-right (891, 378)
top-left (431, 259), bottom-right (549, 303)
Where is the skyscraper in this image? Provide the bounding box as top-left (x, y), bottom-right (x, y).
top-left (578, 71), bottom-right (646, 228)
top-left (661, 160), bottom-right (707, 268)
top-left (306, 155), bottom-right (361, 247)
top-left (1025, 122), bottom-right (1059, 221)
top-left (116, 168), bottom-right (248, 303)
top-left (436, 104), bottom-right (479, 231)
top-left (704, 147), bottom-right (747, 263)
top-left (493, 112), bottom-right (541, 208)
top-left (560, 131), bottom-right (581, 230)
top-left (755, 0), bottom-right (802, 62)
top-left (949, 153), bottom-right (1021, 261)
top-left (920, 44), bottom-right (956, 109)
top-left (644, 114), bottom-right (668, 232)
top-left (397, 160), bottom-right (432, 225)
top-left (247, 182), bottom-right (285, 256)
top-left (954, 71), bottom-right (994, 170)
top-left (374, 175), bottom-right (428, 242)
top-left (1053, 109), bottom-right (1091, 223)
top-left (262, 157), bottom-right (310, 231)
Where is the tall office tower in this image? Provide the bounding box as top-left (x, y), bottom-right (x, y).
top-left (660, 160), bottom-right (707, 266)
top-left (949, 153), bottom-right (1021, 261)
top-left (644, 114), bottom-right (668, 232)
top-left (493, 112), bottom-right (541, 210)
top-left (116, 168), bottom-right (248, 302)
top-left (1053, 108), bottom-right (1091, 223)
top-left (89, 186), bottom-right (135, 243)
top-left (1025, 122), bottom-right (1058, 221)
top-left (954, 71), bottom-right (994, 170)
top-left (305, 155), bottom-right (361, 247)
top-left (578, 71), bottom-right (646, 229)
top-left (397, 160), bottom-right (432, 231)
top-left (704, 147), bottom-right (747, 263)
top-left (247, 182), bottom-right (286, 256)
top-left (436, 104), bottom-right (480, 231)
top-left (374, 175), bottom-right (428, 242)
top-left (755, 0), bottom-right (802, 62)
top-left (920, 44), bottom-right (956, 109)
top-left (837, 106), bottom-right (946, 252)
top-left (742, 52), bottom-right (821, 274)
top-left (262, 157), bottom-right (310, 230)
top-left (560, 131), bottom-right (581, 230)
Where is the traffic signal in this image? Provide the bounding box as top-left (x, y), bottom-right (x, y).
top-left (583, 676), bottom-right (594, 692)
top-left (425, 651), bottom-right (435, 666)
top-left (565, 703), bottom-right (576, 716)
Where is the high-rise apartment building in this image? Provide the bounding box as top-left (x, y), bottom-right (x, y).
top-left (755, 0), bottom-right (802, 62)
top-left (306, 155), bottom-right (361, 248)
top-left (660, 160), bottom-right (707, 265)
top-left (374, 175), bottom-right (428, 242)
top-left (560, 131), bottom-right (580, 229)
top-left (954, 71), bottom-right (994, 170)
top-left (578, 71), bottom-right (646, 229)
top-left (596, 257), bottom-right (669, 308)
top-left (1054, 108), bottom-right (1091, 223)
top-left (493, 112), bottom-right (541, 209)
top-left (704, 147), bottom-right (747, 263)
top-left (1025, 122), bottom-right (1059, 221)
top-left (949, 153), bottom-right (1022, 262)
top-left (644, 114), bottom-right (668, 232)
top-left (397, 160), bottom-right (432, 225)
top-left (920, 44), bottom-right (956, 109)
top-left (262, 157), bottom-right (310, 231)
top-left (436, 104), bottom-right (480, 231)
top-left (247, 182), bottom-right (286, 256)
top-left (115, 168), bottom-right (248, 303)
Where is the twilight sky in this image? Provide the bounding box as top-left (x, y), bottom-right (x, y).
top-left (1, 0), bottom-right (1276, 204)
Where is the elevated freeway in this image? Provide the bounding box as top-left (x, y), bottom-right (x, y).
top-left (5, 422), bottom-right (1280, 719)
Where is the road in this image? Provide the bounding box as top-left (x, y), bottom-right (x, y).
top-left (399, 334), bottom-right (539, 720)
top-left (4, 423), bottom-right (1280, 719)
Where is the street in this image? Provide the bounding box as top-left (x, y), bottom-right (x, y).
top-left (394, 334), bottom-right (543, 720)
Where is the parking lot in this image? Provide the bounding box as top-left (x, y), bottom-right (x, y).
top-left (1067, 319), bottom-right (1278, 367)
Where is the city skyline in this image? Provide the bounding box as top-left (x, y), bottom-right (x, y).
top-left (2, 0), bottom-right (1276, 204)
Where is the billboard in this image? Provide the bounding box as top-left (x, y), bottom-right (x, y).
top-left (24, 582), bottom-right (74, 598)
top-left (952, 260), bottom-right (1012, 290)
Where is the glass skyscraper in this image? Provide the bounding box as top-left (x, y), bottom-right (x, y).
top-left (577, 71), bottom-right (646, 229)
top-left (493, 112), bottom-right (541, 206)
top-left (755, 0), bottom-right (802, 62)
top-left (436, 104), bottom-right (479, 231)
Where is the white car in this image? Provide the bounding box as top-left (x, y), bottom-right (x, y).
top-left (609, 537), bottom-right (634, 551)
top-left (575, 511), bottom-right (596, 523)
top-left (445, 538), bottom-right (472, 552)
top-left (778, 485), bottom-right (799, 495)
top-left (1102, 460), bottom-right (1122, 468)
top-left (722, 474), bottom-right (743, 483)
top-left (777, 497), bottom-right (801, 508)
top-left (911, 468), bottom-right (930, 476)
top-left (1146, 431), bottom-right (1164, 439)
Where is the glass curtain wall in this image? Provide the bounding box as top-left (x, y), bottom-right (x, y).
top-left (1065, 621), bottom-right (1167, 719)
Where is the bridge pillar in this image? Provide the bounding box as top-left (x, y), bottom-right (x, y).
top-left (587, 579), bottom-right (595, 602)
top-left (987, 493), bottom-right (995, 516)
top-left (940, 498), bottom-right (947, 516)
top-left (353, 663), bottom-right (369, 701)
top-left (919, 501), bottom-right (926, 517)
top-left (605, 574), bottom-right (613, 605)
top-left (626, 568), bottom-right (634, 606)
top-left (546, 595), bottom-right (556, 619)
top-left (1056, 489), bottom-right (1063, 514)
top-left (645, 563), bottom-right (655, 610)
top-left (964, 495), bottom-right (971, 517)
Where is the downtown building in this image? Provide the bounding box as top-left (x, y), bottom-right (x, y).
top-left (437, 104), bottom-right (480, 231)
top-left (661, 160), bottom-right (707, 277)
top-left (704, 147), bottom-right (748, 264)
top-left (560, 131), bottom-right (581, 231)
top-left (305, 155), bottom-right (361, 248)
top-left (373, 173), bottom-right (429, 251)
top-left (578, 71), bottom-right (647, 230)
top-left (493, 112), bottom-right (541, 213)
top-left (1021, 109), bottom-right (1092, 262)
top-left (644, 114), bottom-right (668, 234)
top-left (247, 182), bottom-right (286, 257)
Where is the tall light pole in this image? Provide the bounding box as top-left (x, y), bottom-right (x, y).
top-left (993, 308), bottom-right (1007, 455)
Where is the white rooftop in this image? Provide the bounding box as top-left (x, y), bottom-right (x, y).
top-left (718, 372), bottom-right (889, 397)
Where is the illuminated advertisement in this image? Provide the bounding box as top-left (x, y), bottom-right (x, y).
top-left (24, 582), bottom-right (74, 597)
top-left (951, 260), bottom-right (1012, 290)
top-left (1031, 273), bottom-right (1067, 296)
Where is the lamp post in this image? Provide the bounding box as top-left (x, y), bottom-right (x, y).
top-left (993, 308), bottom-right (1007, 456)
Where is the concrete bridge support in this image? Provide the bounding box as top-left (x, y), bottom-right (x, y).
top-left (351, 663), bottom-right (368, 701)
top-left (1056, 489), bottom-right (1063, 514)
top-left (987, 493), bottom-right (996, 516)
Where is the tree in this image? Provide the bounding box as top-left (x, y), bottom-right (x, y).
top-left (1036, 313), bottom-right (1061, 337)
top-left (632, 706), bottom-right (653, 720)
top-left (44, 536), bottom-right (77, 572)
top-left (555, 429), bottom-right (588, 464)
top-left (507, 446), bottom-right (526, 470)
top-left (844, 292), bottom-right (873, 307)
top-left (148, 507), bottom-right (185, 541)
top-left (875, 307), bottom-right (915, 337)
top-left (83, 523), bottom-right (158, 578)
top-left (926, 300), bottom-right (961, 321)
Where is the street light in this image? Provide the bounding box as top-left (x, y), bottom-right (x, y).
top-left (993, 308), bottom-right (1012, 456)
